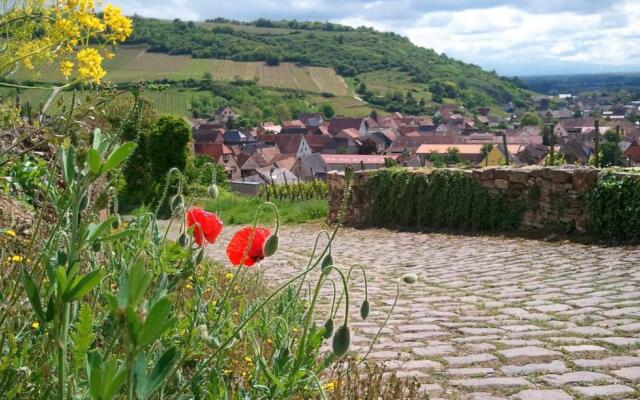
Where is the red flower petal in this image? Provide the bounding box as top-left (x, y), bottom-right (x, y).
top-left (226, 226), bottom-right (271, 267)
top-left (186, 207), bottom-right (223, 247)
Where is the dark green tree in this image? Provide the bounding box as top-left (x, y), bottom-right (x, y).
top-left (148, 115), bottom-right (192, 181)
top-left (321, 103), bottom-right (335, 119)
top-left (520, 112), bottom-right (541, 126)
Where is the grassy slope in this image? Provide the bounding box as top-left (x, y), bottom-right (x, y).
top-left (127, 17), bottom-right (529, 108)
top-left (200, 190), bottom-right (327, 225)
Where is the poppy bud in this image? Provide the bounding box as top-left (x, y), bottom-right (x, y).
top-left (332, 324), bottom-right (351, 357)
top-left (208, 184), bottom-right (219, 199)
top-left (345, 165), bottom-right (354, 183)
top-left (195, 248), bottom-right (204, 264)
top-left (234, 330), bottom-right (243, 340)
top-left (178, 233), bottom-right (189, 247)
top-left (263, 235), bottom-right (278, 257)
top-left (170, 194), bottom-right (184, 213)
top-left (91, 240), bottom-right (101, 252)
top-left (321, 254), bottom-right (333, 272)
top-left (402, 273), bottom-right (417, 284)
top-left (112, 214), bottom-right (121, 229)
top-left (360, 300), bottom-right (370, 320)
top-left (208, 336), bottom-right (221, 349)
top-left (323, 318), bottom-right (334, 339)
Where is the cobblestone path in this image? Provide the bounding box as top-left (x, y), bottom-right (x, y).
top-left (192, 223), bottom-right (640, 399)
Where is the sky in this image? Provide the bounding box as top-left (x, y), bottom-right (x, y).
top-left (115, 0), bottom-right (640, 76)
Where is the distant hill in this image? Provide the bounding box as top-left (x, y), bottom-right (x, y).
top-left (126, 17), bottom-right (530, 109)
top-left (521, 73), bottom-right (640, 95)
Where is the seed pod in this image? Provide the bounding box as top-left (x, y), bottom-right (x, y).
top-left (263, 235), bottom-right (278, 257)
top-left (195, 248), bottom-right (204, 264)
top-left (323, 318), bottom-right (334, 339)
top-left (332, 324), bottom-right (351, 357)
top-left (91, 240), bottom-right (102, 253)
top-left (402, 273), bottom-right (417, 284)
top-left (178, 233), bottom-right (189, 247)
top-left (207, 184), bottom-right (219, 199)
top-left (321, 254), bottom-right (333, 272)
top-left (360, 300), bottom-right (370, 320)
top-left (112, 214), bottom-right (121, 229)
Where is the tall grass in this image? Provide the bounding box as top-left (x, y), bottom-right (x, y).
top-left (200, 190), bottom-right (328, 225)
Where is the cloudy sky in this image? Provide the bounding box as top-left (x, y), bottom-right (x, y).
top-left (116, 0), bottom-right (640, 76)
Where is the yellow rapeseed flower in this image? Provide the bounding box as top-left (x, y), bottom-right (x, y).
top-left (78, 14), bottom-right (105, 32)
top-left (225, 272), bottom-right (234, 280)
top-left (244, 356), bottom-right (252, 363)
top-left (76, 48), bottom-right (105, 83)
top-left (323, 381), bottom-right (337, 391)
top-left (102, 4), bottom-right (132, 42)
top-left (4, 229), bottom-right (16, 238)
top-left (185, 284), bottom-right (194, 290)
top-left (11, 255), bottom-right (23, 263)
top-left (31, 321), bottom-right (40, 330)
top-left (60, 60), bottom-right (74, 77)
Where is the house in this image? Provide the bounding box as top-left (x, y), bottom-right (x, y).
top-left (328, 118), bottom-right (366, 136)
top-left (257, 122), bottom-right (282, 135)
top-left (238, 147), bottom-right (281, 177)
top-left (435, 104), bottom-right (460, 123)
top-left (293, 153), bottom-right (399, 180)
top-left (223, 130), bottom-right (248, 145)
top-left (280, 120), bottom-right (309, 135)
top-left (417, 144), bottom-right (487, 164)
top-left (517, 144), bottom-right (552, 165)
top-left (259, 134), bottom-right (312, 159)
top-left (298, 113), bottom-right (324, 128)
top-left (304, 134), bottom-right (330, 152)
top-left (193, 127), bottom-right (224, 144)
top-left (624, 139), bottom-right (640, 165)
top-left (320, 137), bottom-right (359, 154)
top-left (560, 137), bottom-right (592, 164)
top-left (195, 143), bottom-right (241, 179)
top-left (483, 144), bottom-right (524, 166)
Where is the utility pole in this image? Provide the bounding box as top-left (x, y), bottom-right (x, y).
top-left (548, 123), bottom-right (555, 162)
top-left (501, 133), bottom-right (509, 166)
top-left (594, 119), bottom-right (601, 167)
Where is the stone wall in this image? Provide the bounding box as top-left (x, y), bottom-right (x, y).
top-left (328, 166), bottom-right (605, 233)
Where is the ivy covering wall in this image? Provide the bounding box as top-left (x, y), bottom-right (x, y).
top-left (363, 169), bottom-right (526, 232)
top-left (587, 172), bottom-right (640, 243)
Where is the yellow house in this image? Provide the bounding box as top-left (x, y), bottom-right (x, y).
top-left (481, 145), bottom-right (524, 166)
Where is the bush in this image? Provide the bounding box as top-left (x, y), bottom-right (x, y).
top-left (364, 168), bottom-right (526, 231)
top-left (587, 172), bottom-right (640, 243)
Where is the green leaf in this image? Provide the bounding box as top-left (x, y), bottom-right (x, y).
top-left (92, 128), bottom-right (103, 151)
top-left (22, 269), bottom-right (45, 322)
top-left (101, 229), bottom-right (138, 242)
top-left (87, 216), bottom-right (116, 244)
top-left (139, 297), bottom-right (173, 347)
top-left (103, 142), bottom-right (137, 173)
top-left (104, 364), bottom-right (127, 400)
top-left (126, 306), bottom-right (142, 344)
top-left (87, 351), bottom-right (104, 399)
top-left (63, 270), bottom-right (104, 302)
top-left (71, 304), bottom-right (94, 371)
top-left (45, 295), bottom-right (55, 323)
top-left (65, 145), bottom-right (76, 185)
top-left (55, 266), bottom-right (68, 293)
top-left (128, 258), bottom-right (151, 307)
top-left (144, 347), bottom-right (180, 398)
top-left (134, 353), bottom-right (148, 399)
top-left (87, 149), bottom-right (102, 175)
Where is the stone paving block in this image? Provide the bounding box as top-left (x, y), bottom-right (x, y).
top-left (447, 367), bottom-right (495, 376)
top-left (501, 360), bottom-right (569, 376)
top-left (612, 366), bottom-right (640, 381)
top-left (559, 345), bottom-right (607, 353)
top-left (574, 356), bottom-right (640, 368)
top-left (444, 353), bottom-right (498, 366)
top-left (598, 336), bottom-right (640, 346)
top-left (450, 377), bottom-right (531, 389)
top-left (511, 389), bottom-right (572, 400)
top-left (571, 384), bottom-right (637, 399)
top-left (497, 346), bottom-right (561, 360)
top-left (541, 371), bottom-right (615, 386)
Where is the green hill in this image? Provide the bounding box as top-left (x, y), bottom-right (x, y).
top-left (127, 17), bottom-right (530, 110)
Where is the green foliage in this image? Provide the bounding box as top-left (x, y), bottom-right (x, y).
top-left (201, 189), bottom-right (328, 225)
top-left (128, 17), bottom-right (528, 107)
top-left (365, 169), bottom-right (526, 231)
top-left (587, 172), bottom-right (640, 243)
top-left (148, 115), bottom-right (191, 181)
top-left (520, 112), bottom-right (542, 127)
top-left (71, 304), bottom-right (95, 372)
top-left (260, 180), bottom-right (328, 201)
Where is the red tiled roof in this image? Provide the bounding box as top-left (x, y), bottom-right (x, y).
top-left (320, 154), bottom-right (398, 164)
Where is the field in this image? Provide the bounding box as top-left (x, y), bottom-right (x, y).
top-left (357, 70), bottom-right (432, 101)
top-left (308, 94), bottom-right (381, 117)
top-left (12, 46), bottom-right (350, 96)
top-left (0, 87), bottom-right (55, 111)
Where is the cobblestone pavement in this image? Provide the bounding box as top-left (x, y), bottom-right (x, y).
top-left (188, 223), bottom-right (640, 399)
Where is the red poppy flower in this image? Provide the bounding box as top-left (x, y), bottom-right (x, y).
top-left (186, 207), bottom-right (223, 246)
top-left (226, 226), bottom-right (271, 267)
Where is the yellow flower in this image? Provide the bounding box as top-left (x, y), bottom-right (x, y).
top-left (4, 229), bottom-right (16, 238)
top-left (225, 272), bottom-right (234, 280)
top-left (292, 327), bottom-right (299, 333)
top-left (60, 60), bottom-right (74, 77)
top-left (266, 338), bottom-right (273, 345)
top-left (102, 4), bottom-right (133, 43)
top-left (78, 14), bottom-right (105, 32)
top-left (323, 381), bottom-right (337, 391)
top-left (244, 356), bottom-right (252, 363)
top-left (11, 255), bottom-right (23, 263)
top-left (31, 321), bottom-right (40, 330)
top-left (76, 48), bottom-right (105, 83)
top-left (185, 284), bottom-right (193, 290)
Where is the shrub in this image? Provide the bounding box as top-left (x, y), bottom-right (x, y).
top-left (364, 168), bottom-right (526, 231)
top-left (587, 172), bottom-right (640, 243)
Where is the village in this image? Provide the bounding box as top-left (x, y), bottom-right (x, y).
top-left (192, 93), bottom-right (640, 192)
